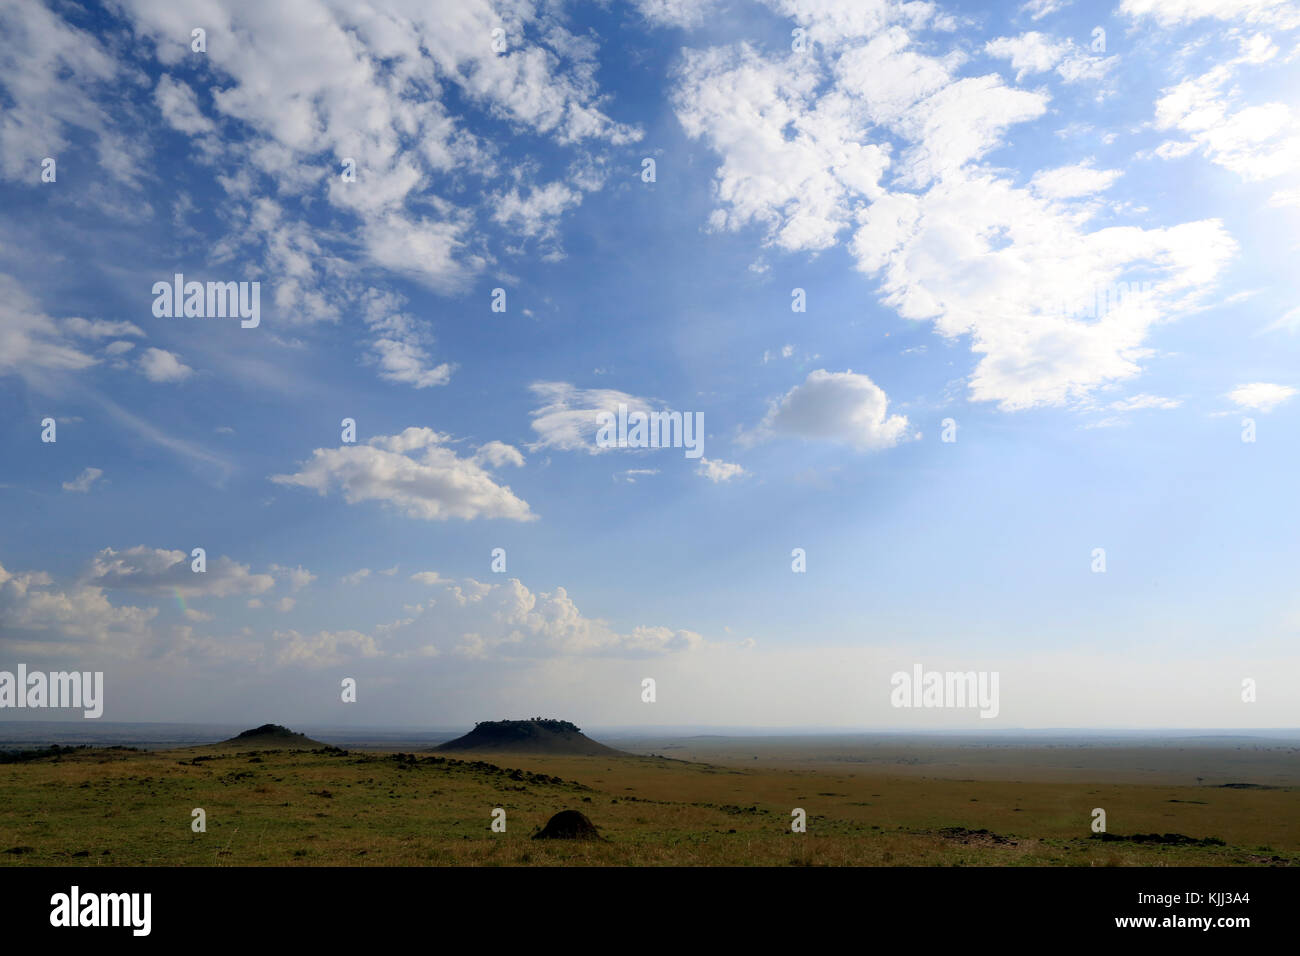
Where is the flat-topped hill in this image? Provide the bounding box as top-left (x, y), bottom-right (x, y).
top-left (435, 719), bottom-right (625, 756)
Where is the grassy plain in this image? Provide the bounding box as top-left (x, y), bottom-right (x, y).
top-left (2, 734), bottom-right (1297, 866)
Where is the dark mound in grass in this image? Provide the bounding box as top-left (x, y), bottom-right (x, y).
top-left (436, 719), bottom-right (625, 756)
top-left (1090, 831), bottom-right (1225, 846)
top-left (533, 810), bottom-right (604, 841)
top-left (218, 724), bottom-right (324, 750)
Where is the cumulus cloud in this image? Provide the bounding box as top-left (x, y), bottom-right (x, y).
top-left (472, 441), bottom-right (526, 469)
top-left (852, 176), bottom-right (1235, 409)
top-left (0, 1), bottom-right (137, 185)
top-left (85, 546), bottom-right (276, 598)
top-left (673, 42), bottom-right (891, 252)
top-left (272, 627), bottom-right (380, 668)
top-left (748, 369), bottom-right (910, 450)
top-left (697, 458), bottom-right (748, 482)
top-left (271, 427), bottom-right (535, 522)
top-left (114, 0), bottom-right (641, 299)
top-left (1153, 63), bottom-right (1300, 183)
top-left (139, 347), bottom-right (194, 383)
top-left (1029, 161), bottom-right (1123, 199)
top-left (0, 560), bottom-right (157, 652)
top-left (383, 575), bottom-right (706, 661)
top-left (985, 32), bottom-right (1116, 85)
top-left (674, 10), bottom-right (1232, 409)
top-left (270, 564), bottom-right (316, 591)
top-left (491, 180), bottom-right (583, 248)
top-left (154, 74), bottom-right (216, 136)
top-left (1226, 382), bottom-right (1296, 412)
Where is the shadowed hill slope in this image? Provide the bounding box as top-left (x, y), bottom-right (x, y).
top-left (435, 719), bottom-right (626, 756)
top-left (215, 724), bottom-right (325, 750)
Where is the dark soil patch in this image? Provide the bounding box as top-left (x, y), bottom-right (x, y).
top-left (937, 827), bottom-right (1018, 847)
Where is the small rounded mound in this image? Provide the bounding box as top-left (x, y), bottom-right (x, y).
top-left (533, 809), bottom-right (603, 841)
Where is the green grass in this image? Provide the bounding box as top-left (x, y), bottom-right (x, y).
top-left (1, 744), bottom-right (1296, 866)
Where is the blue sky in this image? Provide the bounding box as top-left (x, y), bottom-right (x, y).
top-left (1, 0), bottom-right (1298, 729)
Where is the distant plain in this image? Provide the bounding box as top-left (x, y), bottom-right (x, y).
top-left (2, 726), bottom-right (1296, 866)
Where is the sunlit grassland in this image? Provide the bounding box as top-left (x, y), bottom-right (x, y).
top-left (1, 744), bottom-right (1296, 866)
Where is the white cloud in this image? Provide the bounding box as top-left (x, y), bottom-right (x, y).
top-left (491, 180), bottom-right (583, 245)
top-left (0, 1), bottom-right (138, 185)
top-left (763, 344), bottom-right (796, 363)
top-left (985, 32), bottom-right (1117, 85)
top-left (154, 74), bottom-right (216, 136)
top-left (1029, 161), bottom-right (1123, 199)
top-left (272, 627), bottom-right (380, 668)
top-left (615, 468), bottom-right (660, 484)
top-left (270, 564), bottom-right (316, 591)
top-left (1226, 382), bottom-right (1296, 411)
top-left (139, 347), bottom-right (194, 383)
top-left (528, 381), bottom-right (669, 453)
top-left (673, 42), bottom-right (891, 252)
top-left (1120, 0), bottom-right (1300, 28)
top-left (1021, 0), bottom-right (1072, 19)
top-left (342, 569), bottom-right (372, 586)
top-left (749, 369), bottom-right (910, 450)
top-left (0, 560), bottom-right (157, 653)
top-left (0, 274), bottom-right (99, 378)
top-left (1269, 187), bottom-right (1300, 208)
top-left (674, 13), bottom-right (1229, 409)
top-left (271, 426), bottom-right (535, 522)
top-left (383, 574), bottom-right (706, 661)
top-left (1153, 139), bottom-right (1198, 160)
top-left (697, 458), bottom-right (748, 482)
top-left (634, 0), bottom-right (719, 27)
top-left (1109, 393), bottom-right (1183, 411)
top-left (851, 174), bottom-right (1236, 409)
top-left (85, 546), bottom-right (276, 598)
top-left (62, 467), bottom-right (104, 493)
top-left (986, 32), bottom-right (1071, 80)
top-left (360, 289), bottom-right (454, 389)
top-left (61, 317), bottom-right (145, 339)
top-left (1153, 63), bottom-right (1300, 182)
top-left (472, 441), bottom-right (526, 469)
top-left (113, 0), bottom-right (641, 297)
